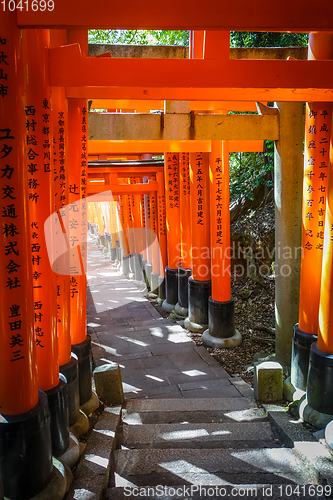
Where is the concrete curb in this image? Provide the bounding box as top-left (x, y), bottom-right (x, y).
top-left (263, 403), bottom-right (333, 485)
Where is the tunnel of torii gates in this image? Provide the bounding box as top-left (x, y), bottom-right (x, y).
top-left (1, 2), bottom-right (333, 497)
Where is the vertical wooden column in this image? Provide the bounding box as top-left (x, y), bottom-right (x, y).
top-left (0, 15), bottom-right (53, 499)
top-left (66, 30), bottom-right (91, 406)
top-left (306, 34), bottom-right (333, 413)
top-left (175, 153), bottom-right (192, 316)
top-left (0, 15), bottom-right (38, 416)
top-left (291, 33), bottom-right (333, 391)
top-left (163, 153), bottom-right (181, 310)
top-left (50, 30), bottom-right (72, 370)
top-left (156, 170), bottom-right (167, 298)
top-left (118, 195), bottom-right (131, 275)
top-left (147, 175), bottom-right (160, 292)
top-left (23, 29), bottom-right (58, 392)
top-left (202, 140), bottom-right (241, 348)
top-left (110, 200), bottom-right (118, 261)
top-left (184, 153), bottom-right (211, 329)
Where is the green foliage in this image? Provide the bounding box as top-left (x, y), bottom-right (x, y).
top-left (88, 29), bottom-right (189, 46)
top-left (230, 32), bottom-right (308, 48)
top-left (229, 141), bottom-right (274, 203)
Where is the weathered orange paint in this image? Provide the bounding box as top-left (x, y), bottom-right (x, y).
top-left (190, 153), bottom-right (210, 280)
top-left (210, 140), bottom-right (231, 302)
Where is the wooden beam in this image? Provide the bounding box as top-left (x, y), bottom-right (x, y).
top-left (88, 140), bottom-right (212, 154)
top-left (89, 99), bottom-right (260, 112)
top-left (87, 139), bottom-right (264, 154)
top-left (88, 112), bottom-right (279, 141)
top-left (87, 181), bottom-right (158, 195)
top-left (17, 0), bottom-right (333, 31)
top-left (50, 46), bottom-right (332, 90)
top-left (68, 85), bottom-right (333, 102)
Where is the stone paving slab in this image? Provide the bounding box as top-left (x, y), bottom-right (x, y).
top-left (86, 236), bottom-right (271, 410)
top-left (122, 421), bottom-right (274, 449)
top-left (114, 447), bottom-right (317, 486)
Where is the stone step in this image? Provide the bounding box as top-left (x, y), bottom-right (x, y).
top-left (113, 448), bottom-right (317, 488)
top-left (105, 485), bottom-right (325, 500)
top-left (123, 397), bottom-right (266, 425)
top-left (122, 421), bottom-right (275, 449)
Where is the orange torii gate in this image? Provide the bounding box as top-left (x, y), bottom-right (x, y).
top-left (2, 5), bottom-right (333, 499)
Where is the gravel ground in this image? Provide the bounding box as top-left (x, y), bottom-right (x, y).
top-left (149, 202), bottom-right (276, 387)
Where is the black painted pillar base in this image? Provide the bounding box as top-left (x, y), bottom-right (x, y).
top-left (145, 263), bottom-right (153, 290)
top-left (291, 324), bottom-right (317, 392)
top-left (122, 255), bottom-right (130, 275)
top-left (184, 277), bottom-right (211, 333)
top-left (158, 275), bottom-right (166, 301)
top-left (162, 266), bottom-right (178, 312)
top-left (45, 374), bottom-right (69, 458)
top-left (110, 247), bottom-right (117, 262)
top-left (202, 297), bottom-right (242, 348)
top-left (0, 391), bottom-right (53, 500)
top-left (175, 267), bottom-right (191, 317)
top-left (141, 259), bottom-right (148, 287)
top-left (151, 272), bottom-right (159, 295)
top-left (60, 354), bottom-right (80, 427)
top-left (307, 342), bottom-right (333, 415)
top-left (131, 253), bottom-right (144, 281)
top-left (72, 336), bottom-right (92, 406)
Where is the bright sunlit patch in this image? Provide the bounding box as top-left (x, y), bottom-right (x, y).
top-left (94, 429), bottom-right (115, 438)
top-left (92, 342), bottom-right (121, 357)
top-left (167, 333), bottom-right (192, 343)
top-left (146, 374), bottom-right (164, 382)
top-left (115, 287), bottom-right (137, 290)
top-left (117, 335), bottom-right (150, 347)
top-left (159, 459), bottom-right (231, 485)
top-left (224, 409), bottom-right (263, 422)
top-left (73, 489), bottom-right (96, 499)
top-left (149, 327), bottom-right (164, 338)
top-left (122, 382), bottom-right (142, 393)
top-left (161, 429), bottom-right (209, 440)
top-left (211, 430), bottom-right (231, 436)
top-left (108, 299), bottom-right (119, 303)
top-left (85, 454), bottom-right (108, 469)
top-left (100, 358), bottom-right (120, 365)
top-left (182, 370), bottom-right (207, 377)
top-left (87, 322), bottom-right (101, 327)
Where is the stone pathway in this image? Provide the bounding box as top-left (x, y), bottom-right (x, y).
top-left (84, 236), bottom-right (323, 500)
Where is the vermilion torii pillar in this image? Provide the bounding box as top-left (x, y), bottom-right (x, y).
top-left (184, 152), bottom-right (211, 332)
top-left (306, 34), bottom-right (333, 414)
top-left (66, 29), bottom-right (92, 407)
top-left (51, 30), bottom-right (81, 435)
top-left (23, 27), bottom-right (70, 457)
top-left (50, 30), bottom-right (72, 377)
top-left (291, 33), bottom-right (333, 391)
top-left (118, 195), bottom-right (131, 275)
top-left (175, 152), bottom-right (192, 317)
top-left (0, 13), bottom-right (53, 500)
top-left (156, 170), bottom-right (167, 299)
top-left (162, 152), bottom-right (181, 311)
top-left (202, 140), bottom-right (241, 348)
